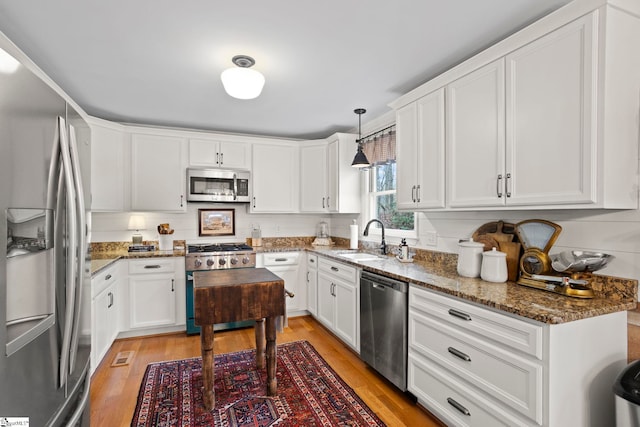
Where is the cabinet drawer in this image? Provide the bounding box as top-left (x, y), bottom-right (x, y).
top-left (92, 263), bottom-right (118, 297)
top-left (409, 285), bottom-right (543, 359)
top-left (264, 252), bottom-right (299, 266)
top-left (408, 353), bottom-right (536, 427)
top-left (318, 258), bottom-right (356, 283)
top-left (307, 254), bottom-right (318, 269)
top-left (129, 258), bottom-right (176, 274)
top-left (410, 309), bottom-right (542, 423)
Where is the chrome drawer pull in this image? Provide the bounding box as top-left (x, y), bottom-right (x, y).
top-left (331, 266), bottom-right (339, 272)
top-left (105, 274), bottom-right (112, 280)
top-left (448, 347), bottom-right (471, 362)
top-left (144, 265), bottom-right (162, 269)
top-left (448, 308), bottom-right (472, 321)
top-left (274, 258), bottom-right (288, 262)
top-left (447, 397), bottom-right (470, 416)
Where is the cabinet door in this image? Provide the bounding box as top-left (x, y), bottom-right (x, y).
top-left (396, 102), bottom-right (419, 210)
top-left (300, 143), bottom-right (328, 212)
top-left (129, 274), bottom-right (177, 328)
top-left (251, 144), bottom-right (298, 212)
top-left (131, 134), bottom-right (187, 211)
top-left (188, 139), bottom-right (219, 167)
top-left (326, 140), bottom-right (339, 212)
top-left (307, 268), bottom-right (318, 317)
top-left (447, 59), bottom-right (505, 208)
top-left (505, 14), bottom-right (596, 206)
top-left (93, 286), bottom-right (112, 369)
top-left (334, 278), bottom-right (358, 350)
top-left (416, 89), bottom-right (446, 209)
top-left (91, 124), bottom-right (125, 211)
top-left (219, 141), bottom-right (250, 170)
top-left (265, 265), bottom-right (303, 314)
top-left (317, 273), bottom-right (335, 328)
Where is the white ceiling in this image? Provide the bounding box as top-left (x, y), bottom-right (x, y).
top-left (0, 0), bottom-right (572, 140)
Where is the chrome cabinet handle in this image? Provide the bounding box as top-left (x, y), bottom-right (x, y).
top-left (216, 152), bottom-right (219, 164)
top-left (171, 278), bottom-right (175, 292)
top-left (307, 271), bottom-right (310, 282)
top-left (448, 308), bottom-right (472, 321)
top-left (275, 258), bottom-right (288, 262)
top-left (416, 185), bottom-right (421, 203)
top-left (411, 185), bottom-right (416, 202)
top-left (253, 197), bottom-right (256, 208)
top-left (496, 174), bottom-right (503, 198)
top-left (326, 196), bottom-right (330, 208)
top-left (506, 172), bottom-right (512, 198)
top-left (144, 265), bottom-right (162, 269)
top-left (448, 347), bottom-right (471, 362)
top-left (322, 197), bottom-right (325, 208)
top-left (220, 153), bottom-right (224, 165)
top-left (447, 398), bottom-right (470, 416)
top-left (107, 292), bottom-right (113, 308)
top-left (331, 266), bottom-right (339, 272)
top-left (105, 274), bottom-right (112, 280)
top-left (180, 195), bottom-right (184, 207)
top-left (309, 258), bottom-right (315, 263)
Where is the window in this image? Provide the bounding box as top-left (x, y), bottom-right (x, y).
top-left (368, 163), bottom-right (415, 236)
top-left (361, 126), bottom-right (415, 237)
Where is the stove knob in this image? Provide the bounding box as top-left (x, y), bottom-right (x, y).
top-left (194, 259), bottom-right (202, 268)
top-left (242, 257), bottom-right (250, 264)
top-left (219, 258), bottom-right (226, 266)
top-left (206, 259), bottom-right (214, 267)
top-left (230, 257), bottom-right (239, 265)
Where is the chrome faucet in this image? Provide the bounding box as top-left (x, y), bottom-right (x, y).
top-left (363, 219), bottom-right (386, 255)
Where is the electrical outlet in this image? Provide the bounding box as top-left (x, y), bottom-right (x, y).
top-left (425, 231), bottom-right (437, 246)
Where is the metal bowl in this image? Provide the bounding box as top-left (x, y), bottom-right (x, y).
top-left (551, 250), bottom-right (614, 273)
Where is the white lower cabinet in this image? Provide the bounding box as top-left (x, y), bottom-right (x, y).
top-left (126, 257), bottom-right (185, 330)
top-left (90, 262), bottom-right (122, 374)
top-left (263, 252), bottom-right (305, 316)
top-left (316, 256), bottom-right (359, 352)
top-left (409, 284), bottom-right (627, 427)
top-left (306, 254), bottom-right (318, 316)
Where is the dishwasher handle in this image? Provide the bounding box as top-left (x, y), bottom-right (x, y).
top-left (361, 271), bottom-right (408, 293)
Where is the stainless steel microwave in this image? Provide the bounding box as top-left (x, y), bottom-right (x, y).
top-left (186, 168), bottom-right (250, 203)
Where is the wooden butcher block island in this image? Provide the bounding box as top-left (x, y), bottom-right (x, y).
top-left (193, 268), bottom-right (285, 410)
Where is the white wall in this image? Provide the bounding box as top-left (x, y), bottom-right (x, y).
top-left (91, 204), bottom-right (329, 245)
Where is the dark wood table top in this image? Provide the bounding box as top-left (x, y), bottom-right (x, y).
top-left (193, 267), bottom-right (284, 288)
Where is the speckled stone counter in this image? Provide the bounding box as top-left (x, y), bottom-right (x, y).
top-left (90, 240), bottom-right (185, 275)
top-left (253, 237), bottom-right (637, 324)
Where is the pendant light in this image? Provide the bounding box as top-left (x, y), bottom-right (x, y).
top-left (221, 55), bottom-right (265, 100)
top-left (351, 108), bottom-right (371, 168)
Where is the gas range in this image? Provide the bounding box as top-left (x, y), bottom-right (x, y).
top-left (185, 242), bottom-right (256, 271)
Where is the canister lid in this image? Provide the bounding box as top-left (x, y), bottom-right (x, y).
top-left (458, 238), bottom-right (484, 248)
top-left (482, 247), bottom-right (506, 257)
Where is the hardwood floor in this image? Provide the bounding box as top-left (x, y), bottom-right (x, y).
top-left (90, 316), bottom-right (445, 427)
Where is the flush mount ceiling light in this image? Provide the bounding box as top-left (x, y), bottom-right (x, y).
top-left (351, 108), bottom-right (371, 168)
top-left (220, 55), bottom-right (265, 100)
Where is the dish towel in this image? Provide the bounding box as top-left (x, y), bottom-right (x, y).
top-left (276, 289), bottom-right (295, 333)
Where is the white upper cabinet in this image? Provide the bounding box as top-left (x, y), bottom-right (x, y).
top-left (89, 119), bottom-right (126, 212)
top-left (251, 142), bottom-right (299, 213)
top-left (504, 13), bottom-right (595, 206)
top-left (327, 133), bottom-right (360, 213)
top-left (188, 138), bottom-right (250, 170)
top-left (131, 132), bottom-right (187, 212)
top-left (300, 142), bottom-right (328, 212)
top-left (299, 133), bottom-right (360, 213)
top-left (447, 59), bottom-right (505, 208)
top-left (391, 1), bottom-right (640, 210)
top-left (396, 88), bottom-right (446, 210)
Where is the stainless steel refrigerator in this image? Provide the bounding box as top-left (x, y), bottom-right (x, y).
top-left (0, 37), bottom-right (91, 426)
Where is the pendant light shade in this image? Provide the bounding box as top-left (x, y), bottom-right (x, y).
top-left (351, 108), bottom-right (371, 168)
top-left (221, 55), bottom-right (265, 100)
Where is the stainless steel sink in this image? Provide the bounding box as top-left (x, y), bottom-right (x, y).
top-left (338, 252), bottom-right (386, 262)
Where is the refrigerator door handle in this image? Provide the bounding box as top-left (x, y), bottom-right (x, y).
top-left (57, 116), bottom-right (78, 389)
top-left (65, 368), bottom-right (90, 426)
top-left (67, 124), bottom-right (86, 374)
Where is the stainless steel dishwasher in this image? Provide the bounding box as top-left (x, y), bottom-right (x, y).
top-left (360, 270), bottom-right (408, 391)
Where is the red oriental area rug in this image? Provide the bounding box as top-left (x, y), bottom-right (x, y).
top-left (131, 340), bottom-right (386, 426)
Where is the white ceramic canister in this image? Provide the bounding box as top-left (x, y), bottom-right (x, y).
top-left (480, 247), bottom-right (508, 283)
top-left (457, 238), bottom-right (484, 278)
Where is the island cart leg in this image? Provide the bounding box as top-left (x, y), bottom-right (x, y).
top-left (255, 318), bottom-right (266, 369)
top-left (200, 324), bottom-right (215, 410)
top-left (265, 316), bottom-right (277, 395)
